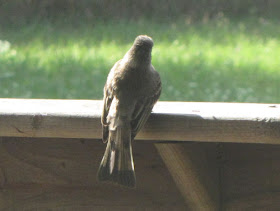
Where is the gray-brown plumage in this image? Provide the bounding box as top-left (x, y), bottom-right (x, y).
top-left (97, 35), bottom-right (161, 188)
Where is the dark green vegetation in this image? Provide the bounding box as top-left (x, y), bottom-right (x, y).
top-left (1, 0), bottom-right (280, 24)
top-left (1, 17), bottom-right (280, 103)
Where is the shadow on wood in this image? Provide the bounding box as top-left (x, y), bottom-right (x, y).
top-left (0, 137), bottom-right (187, 210)
top-left (1, 138), bottom-right (280, 209)
top-left (155, 143), bottom-right (220, 210)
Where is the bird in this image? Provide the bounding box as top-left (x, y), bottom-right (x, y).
top-left (97, 35), bottom-right (161, 188)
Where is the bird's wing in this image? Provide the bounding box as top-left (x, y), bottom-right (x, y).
top-left (101, 60), bottom-right (121, 143)
top-left (101, 85), bottom-right (112, 143)
top-left (131, 76), bottom-right (161, 139)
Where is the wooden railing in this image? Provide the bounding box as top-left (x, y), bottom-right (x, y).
top-left (0, 99), bottom-right (280, 210)
top-left (1, 99), bottom-right (279, 143)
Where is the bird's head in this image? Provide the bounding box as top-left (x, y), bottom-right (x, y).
top-left (128, 35), bottom-right (154, 65)
top-left (133, 35), bottom-right (154, 50)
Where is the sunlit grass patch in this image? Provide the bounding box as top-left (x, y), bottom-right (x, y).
top-left (0, 17), bottom-right (279, 103)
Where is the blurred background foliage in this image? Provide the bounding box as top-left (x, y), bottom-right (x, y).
top-left (0, 0), bottom-right (279, 103)
top-left (1, 0), bottom-right (280, 24)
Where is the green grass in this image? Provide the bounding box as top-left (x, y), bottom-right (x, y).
top-left (0, 17), bottom-right (280, 103)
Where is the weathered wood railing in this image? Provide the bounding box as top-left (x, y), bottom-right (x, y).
top-left (0, 99), bottom-right (280, 210)
top-left (1, 99), bottom-right (279, 143)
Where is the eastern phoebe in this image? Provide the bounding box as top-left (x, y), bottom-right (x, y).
top-left (98, 35), bottom-right (161, 188)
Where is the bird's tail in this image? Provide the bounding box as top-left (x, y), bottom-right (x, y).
top-left (97, 125), bottom-right (136, 188)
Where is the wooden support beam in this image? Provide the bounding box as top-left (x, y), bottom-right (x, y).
top-left (0, 99), bottom-right (280, 144)
top-left (155, 143), bottom-right (220, 210)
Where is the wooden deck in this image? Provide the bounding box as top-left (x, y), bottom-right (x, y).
top-left (0, 99), bottom-right (280, 210)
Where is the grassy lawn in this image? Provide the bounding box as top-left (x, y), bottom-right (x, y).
top-left (0, 17), bottom-right (280, 103)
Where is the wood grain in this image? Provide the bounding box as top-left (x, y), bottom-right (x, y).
top-left (0, 99), bottom-right (280, 144)
top-left (155, 143), bottom-right (220, 210)
top-left (220, 143), bottom-right (280, 210)
top-left (0, 137), bottom-right (187, 210)
top-left (2, 136), bottom-right (280, 209)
